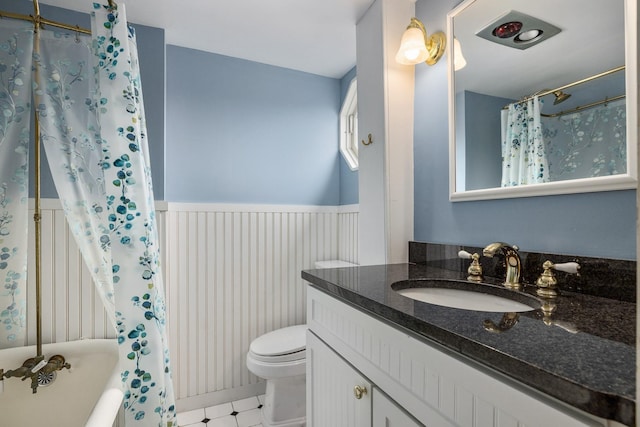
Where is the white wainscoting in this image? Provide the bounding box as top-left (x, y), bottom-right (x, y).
top-left (26, 200), bottom-right (116, 345)
top-left (27, 200), bottom-right (358, 410)
top-left (164, 203), bottom-right (358, 409)
top-left (336, 204), bottom-right (359, 264)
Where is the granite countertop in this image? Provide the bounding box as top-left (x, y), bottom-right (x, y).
top-left (302, 263), bottom-right (636, 426)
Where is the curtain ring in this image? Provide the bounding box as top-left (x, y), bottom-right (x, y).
top-left (74, 25), bottom-right (81, 43)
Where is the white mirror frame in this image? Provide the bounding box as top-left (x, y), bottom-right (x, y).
top-left (447, 0), bottom-right (638, 202)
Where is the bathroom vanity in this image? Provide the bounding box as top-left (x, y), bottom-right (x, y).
top-left (302, 246), bottom-right (635, 426)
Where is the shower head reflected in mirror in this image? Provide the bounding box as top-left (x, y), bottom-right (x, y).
top-left (552, 90), bottom-right (571, 105)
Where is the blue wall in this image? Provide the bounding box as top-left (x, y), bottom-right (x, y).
top-left (2, 2), bottom-right (346, 206)
top-left (165, 46), bottom-right (341, 205)
top-left (414, 0), bottom-right (636, 260)
top-left (339, 67), bottom-right (359, 205)
top-left (0, 1), bottom-right (167, 200)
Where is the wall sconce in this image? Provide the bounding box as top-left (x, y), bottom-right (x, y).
top-left (395, 17), bottom-right (446, 66)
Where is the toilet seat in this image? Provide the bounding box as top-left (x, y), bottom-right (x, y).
top-left (249, 348), bottom-right (306, 364)
top-left (249, 325), bottom-right (307, 362)
top-left (247, 325), bottom-right (307, 379)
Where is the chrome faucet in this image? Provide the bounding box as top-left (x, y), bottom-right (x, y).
top-left (483, 242), bottom-right (522, 289)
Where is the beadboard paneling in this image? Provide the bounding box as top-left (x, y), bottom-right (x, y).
top-left (26, 201), bottom-right (115, 345)
top-left (164, 203), bottom-right (358, 404)
top-left (337, 204), bottom-right (359, 264)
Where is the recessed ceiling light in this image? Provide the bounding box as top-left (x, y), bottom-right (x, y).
top-left (515, 29), bottom-right (543, 43)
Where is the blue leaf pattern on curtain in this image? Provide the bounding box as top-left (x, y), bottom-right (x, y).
top-left (542, 99), bottom-right (626, 181)
top-left (91, 5), bottom-right (175, 424)
top-left (0, 21), bottom-right (33, 348)
top-left (501, 96), bottom-right (549, 187)
top-left (32, 3), bottom-right (176, 425)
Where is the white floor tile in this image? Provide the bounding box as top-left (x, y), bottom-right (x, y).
top-left (232, 396), bottom-right (260, 412)
top-left (209, 414), bottom-right (239, 427)
top-left (205, 402), bottom-right (234, 420)
top-left (236, 408), bottom-right (262, 427)
top-left (183, 423), bottom-right (207, 427)
top-left (177, 408), bottom-right (206, 426)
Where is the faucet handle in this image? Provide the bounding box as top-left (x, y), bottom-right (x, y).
top-left (459, 250), bottom-right (482, 282)
top-left (536, 260), bottom-right (580, 298)
top-left (552, 261), bottom-right (580, 275)
top-left (458, 250), bottom-right (472, 259)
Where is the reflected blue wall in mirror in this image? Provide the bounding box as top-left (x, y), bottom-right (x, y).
top-left (456, 91), bottom-right (511, 190)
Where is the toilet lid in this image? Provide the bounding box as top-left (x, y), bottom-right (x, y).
top-left (250, 324), bottom-right (307, 357)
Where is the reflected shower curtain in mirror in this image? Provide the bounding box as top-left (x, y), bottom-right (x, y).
top-left (0, 21), bottom-right (33, 348)
top-left (33, 4), bottom-right (176, 426)
top-left (501, 96), bottom-right (549, 187)
top-left (542, 99), bottom-right (626, 181)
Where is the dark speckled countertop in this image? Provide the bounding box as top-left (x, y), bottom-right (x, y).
top-left (301, 263), bottom-right (636, 426)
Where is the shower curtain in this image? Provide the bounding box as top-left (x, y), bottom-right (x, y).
top-left (501, 96), bottom-right (549, 187)
top-left (1, 4), bottom-right (176, 426)
top-left (0, 20), bottom-right (33, 347)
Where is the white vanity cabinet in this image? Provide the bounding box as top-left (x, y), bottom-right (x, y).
top-left (307, 331), bottom-right (422, 427)
top-left (355, 0), bottom-right (414, 265)
top-left (372, 388), bottom-right (423, 427)
top-left (306, 286), bottom-right (616, 427)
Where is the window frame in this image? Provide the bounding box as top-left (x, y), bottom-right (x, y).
top-left (339, 78), bottom-right (358, 171)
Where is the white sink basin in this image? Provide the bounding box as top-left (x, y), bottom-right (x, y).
top-left (393, 280), bottom-right (539, 312)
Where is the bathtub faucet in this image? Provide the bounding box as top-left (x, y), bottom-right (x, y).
top-left (2, 354), bottom-right (70, 393)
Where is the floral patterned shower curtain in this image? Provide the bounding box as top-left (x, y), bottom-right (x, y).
top-left (32, 3), bottom-right (176, 426)
top-left (0, 20), bottom-right (34, 348)
top-left (501, 96), bottom-right (549, 187)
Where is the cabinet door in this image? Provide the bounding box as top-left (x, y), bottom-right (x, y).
top-left (373, 388), bottom-right (423, 427)
top-left (307, 330), bottom-right (372, 427)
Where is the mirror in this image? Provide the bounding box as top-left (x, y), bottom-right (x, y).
top-left (447, 0), bottom-right (637, 201)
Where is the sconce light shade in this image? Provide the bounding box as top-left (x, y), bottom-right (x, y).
top-left (395, 17), bottom-right (446, 66)
top-left (453, 38), bottom-right (467, 71)
top-left (396, 26), bottom-right (430, 64)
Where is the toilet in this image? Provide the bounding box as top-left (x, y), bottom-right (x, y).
top-left (247, 324), bottom-right (307, 427)
top-left (246, 259), bottom-right (357, 427)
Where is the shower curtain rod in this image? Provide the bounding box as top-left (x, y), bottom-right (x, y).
top-left (0, 0), bottom-right (118, 35)
top-left (541, 94), bottom-right (625, 118)
top-left (503, 65), bottom-right (626, 110)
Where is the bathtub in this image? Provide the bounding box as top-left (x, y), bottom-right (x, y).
top-left (0, 339), bottom-right (123, 427)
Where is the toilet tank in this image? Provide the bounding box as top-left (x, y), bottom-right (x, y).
top-left (314, 260), bottom-right (358, 269)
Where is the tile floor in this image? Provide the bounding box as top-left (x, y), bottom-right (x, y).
top-left (177, 395), bottom-right (265, 427)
